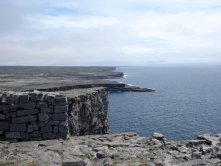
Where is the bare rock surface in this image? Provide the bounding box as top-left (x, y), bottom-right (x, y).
top-left (0, 132), bottom-right (221, 166)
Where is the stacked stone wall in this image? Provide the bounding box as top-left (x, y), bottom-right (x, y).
top-left (0, 88), bottom-right (109, 141)
top-left (0, 91), bottom-right (69, 141)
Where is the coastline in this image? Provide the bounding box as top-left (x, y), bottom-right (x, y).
top-left (0, 66), bottom-right (154, 93)
top-left (1, 66), bottom-right (220, 165)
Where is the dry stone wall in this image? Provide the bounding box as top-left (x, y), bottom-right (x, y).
top-left (0, 91), bottom-right (69, 141)
top-left (0, 88), bottom-right (109, 141)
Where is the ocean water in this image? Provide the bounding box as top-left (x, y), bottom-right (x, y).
top-left (108, 66), bottom-right (221, 140)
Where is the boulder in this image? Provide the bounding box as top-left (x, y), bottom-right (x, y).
top-left (153, 132), bottom-right (165, 140)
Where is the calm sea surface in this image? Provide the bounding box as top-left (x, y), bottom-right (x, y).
top-left (108, 66), bottom-right (221, 140)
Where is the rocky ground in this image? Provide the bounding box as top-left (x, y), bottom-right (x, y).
top-left (0, 132), bottom-right (221, 166)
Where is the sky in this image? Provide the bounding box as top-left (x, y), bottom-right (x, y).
top-left (0, 0), bottom-right (221, 66)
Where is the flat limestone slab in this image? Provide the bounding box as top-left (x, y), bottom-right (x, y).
top-left (0, 132), bottom-right (220, 166)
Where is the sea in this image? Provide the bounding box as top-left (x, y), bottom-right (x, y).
top-left (108, 65), bottom-right (221, 140)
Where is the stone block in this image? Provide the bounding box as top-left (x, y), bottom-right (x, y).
top-left (1, 93), bottom-right (7, 103)
top-left (59, 132), bottom-right (68, 139)
top-left (39, 122), bottom-right (46, 127)
top-left (5, 112), bottom-right (16, 118)
top-left (48, 121), bottom-right (60, 125)
top-left (55, 96), bottom-right (67, 102)
top-left (31, 121), bottom-right (38, 124)
top-left (17, 109), bottom-right (38, 116)
top-left (37, 93), bottom-right (44, 101)
top-left (0, 131), bottom-right (3, 134)
top-left (7, 94), bottom-right (15, 104)
top-left (40, 108), bottom-right (51, 113)
top-left (20, 132), bottom-right (29, 140)
top-left (10, 124), bottom-right (26, 132)
top-left (19, 94), bottom-right (29, 103)
top-left (29, 131), bottom-right (41, 138)
top-left (14, 95), bottom-right (20, 104)
top-left (30, 137), bottom-right (43, 141)
top-left (53, 126), bottom-right (59, 133)
top-left (59, 125), bottom-right (69, 133)
top-left (5, 132), bottom-right (21, 139)
top-left (12, 115), bottom-right (37, 123)
top-left (29, 92), bottom-right (38, 101)
top-left (47, 96), bottom-right (55, 104)
top-left (53, 113), bottom-right (67, 121)
top-left (0, 114), bottom-right (5, 120)
top-left (49, 106), bottom-right (54, 113)
top-left (38, 113), bottom-right (50, 121)
top-left (43, 133), bottom-right (56, 139)
top-left (60, 121), bottom-right (68, 126)
top-left (54, 102), bottom-right (67, 106)
top-left (23, 102), bottom-right (36, 109)
top-left (0, 104), bottom-right (14, 112)
top-left (54, 106), bottom-right (68, 113)
top-left (0, 121), bottom-right (9, 131)
top-left (15, 103), bottom-right (24, 109)
top-left (192, 152), bottom-right (202, 159)
top-left (27, 125), bottom-right (39, 133)
top-left (41, 125), bottom-right (53, 133)
top-left (37, 102), bottom-right (48, 108)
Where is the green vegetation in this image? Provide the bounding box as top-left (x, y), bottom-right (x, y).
top-left (26, 161), bottom-right (35, 166)
top-left (80, 155), bottom-right (87, 160)
top-left (1, 149), bottom-right (9, 157)
top-left (12, 149), bottom-right (17, 156)
top-left (0, 161), bottom-right (15, 166)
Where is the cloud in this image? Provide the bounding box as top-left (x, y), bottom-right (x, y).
top-left (0, 0), bottom-right (221, 65)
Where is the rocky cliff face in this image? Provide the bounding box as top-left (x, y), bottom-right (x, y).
top-left (65, 88), bottom-right (109, 136)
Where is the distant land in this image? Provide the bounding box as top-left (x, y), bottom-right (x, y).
top-left (0, 66), bottom-right (154, 92)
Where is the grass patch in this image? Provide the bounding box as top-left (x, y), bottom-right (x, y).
top-left (1, 149), bottom-right (9, 157)
top-left (80, 155), bottom-right (87, 160)
top-left (26, 161), bottom-right (35, 166)
top-left (0, 161), bottom-right (15, 166)
top-left (12, 149), bottom-right (18, 156)
top-left (128, 157), bottom-right (137, 166)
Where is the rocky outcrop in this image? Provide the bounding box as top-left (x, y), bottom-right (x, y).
top-left (109, 84), bottom-right (155, 92)
top-left (0, 88), bottom-right (109, 141)
top-left (0, 132), bottom-right (221, 166)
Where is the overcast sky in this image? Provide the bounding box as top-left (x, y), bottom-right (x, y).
top-left (0, 0), bottom-right (221, 66)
